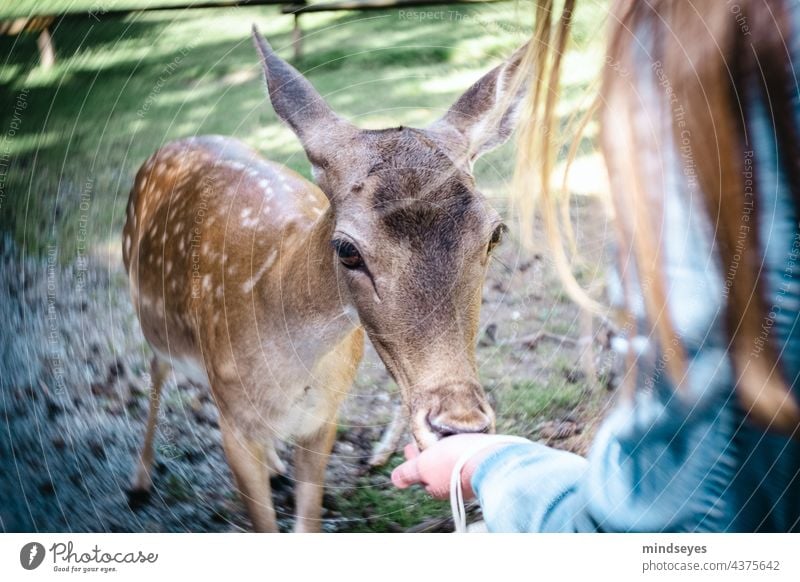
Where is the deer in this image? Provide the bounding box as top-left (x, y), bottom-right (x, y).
top-left (121, 26), bottom-right (530, 532)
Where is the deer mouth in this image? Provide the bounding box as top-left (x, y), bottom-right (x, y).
top-left (410, 396), bottom-right (495, 449)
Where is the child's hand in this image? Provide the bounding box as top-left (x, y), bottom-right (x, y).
top-left (390, 434), bottom-right (512, 500)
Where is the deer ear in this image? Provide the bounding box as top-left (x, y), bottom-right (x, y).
top-left (252, 26), bottom-right (347, 158)
top-left (430, 43), bottom-right (531, 166)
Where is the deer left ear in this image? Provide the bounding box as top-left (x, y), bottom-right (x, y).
top-left (430, 43), bottom-right (531, 167)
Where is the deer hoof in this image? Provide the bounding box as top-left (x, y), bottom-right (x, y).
top-left (131, 465), bottom-right (153, 493)
top-left (368, 447), bottom-right (394, 468)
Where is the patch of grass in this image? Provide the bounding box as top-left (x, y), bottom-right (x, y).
top-left (332, 455), bottom-right (448, 532)
top-left (497, 376), bottom-right (587, 424)
top-left (163, 472), bottom-right (192, 502)
top-left (545, 316), bottom-right (579, 336)
top-left (296, 44), bottom-right (454, 72)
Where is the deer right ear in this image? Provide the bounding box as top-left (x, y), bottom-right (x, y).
top-left (252, 26), bottom-right (346, 159)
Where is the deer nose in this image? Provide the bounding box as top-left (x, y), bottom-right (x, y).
top-left (425, 410), bottom-right (493, 439)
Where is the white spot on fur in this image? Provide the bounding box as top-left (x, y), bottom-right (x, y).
top-left (241, 250), bottom-right (277, 293)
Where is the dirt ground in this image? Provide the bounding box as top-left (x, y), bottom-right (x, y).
top-left (0, 195), bottom-right (620, 532)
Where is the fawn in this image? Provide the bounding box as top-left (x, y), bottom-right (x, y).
top-left (122, 27), bottom-right (529, 532)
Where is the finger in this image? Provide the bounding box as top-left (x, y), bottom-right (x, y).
top-left (403, 442), bottom-right (420, 461)
top-left (391, 458), bottom-right (421, 489)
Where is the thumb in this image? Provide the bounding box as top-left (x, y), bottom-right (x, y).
top-left (391, 457), bottom-right (421, 489)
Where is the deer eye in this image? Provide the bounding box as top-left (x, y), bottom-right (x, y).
top-left (488, 224), bottom-right (507, 254)
top-left (332, 239), bottom-right (364, 270)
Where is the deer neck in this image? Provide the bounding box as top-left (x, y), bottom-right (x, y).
top-left (258, 207), bottom-right (356, 349)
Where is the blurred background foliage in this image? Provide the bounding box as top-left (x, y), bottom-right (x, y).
top-left (0, 0), bottom-right (607, 258)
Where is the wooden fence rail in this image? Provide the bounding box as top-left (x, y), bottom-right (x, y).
top-left (1, 0), bottom-right (509, 66)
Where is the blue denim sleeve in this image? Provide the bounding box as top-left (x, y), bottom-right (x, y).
top-left (471, 443), bottom-right (588, 532)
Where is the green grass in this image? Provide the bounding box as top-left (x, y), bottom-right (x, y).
top-left (332, 454), bottom-right (449, 532)
top-left (163, 472), bottom-right (193, 502)
top-left (0, 1), bottom-right (606, 258)
top-left (500, 377), bottom-right (585, 419)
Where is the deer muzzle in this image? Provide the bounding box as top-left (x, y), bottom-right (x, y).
top-left (410, 381), bottom-right (495, 449)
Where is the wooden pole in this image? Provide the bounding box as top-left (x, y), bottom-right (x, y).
top-left (292, 13), bottom-right (303, 60)
top-left (37, 27), bottom-right (55, 70)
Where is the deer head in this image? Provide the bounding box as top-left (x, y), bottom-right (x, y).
top-left (253, 27), bottom-right (529, 449)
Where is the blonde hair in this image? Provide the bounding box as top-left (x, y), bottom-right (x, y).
top-left (512, 0), bottom-right (800, 435)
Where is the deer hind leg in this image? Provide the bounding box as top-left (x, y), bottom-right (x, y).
top-left (219, 421), bottom-right (278, 533)
top-left (293, 419), bottom-right (338, 533)
top-left (131, 355), bottom-right (170, 492)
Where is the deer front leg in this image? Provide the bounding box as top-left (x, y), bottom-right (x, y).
top-left (293, 419), bottom-right (338, 533)
top-left (219, 421), bottom-right (277, 533)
